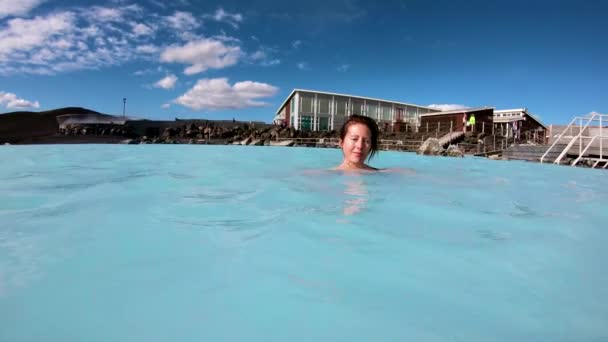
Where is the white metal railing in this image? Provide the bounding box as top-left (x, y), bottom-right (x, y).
top-left (540, 113), bottom-right (607, 166)
top-left (570, 135), bottom-right (608, 167)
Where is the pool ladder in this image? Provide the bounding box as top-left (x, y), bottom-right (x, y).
top-left (541, 113), bottom-right (608, 168)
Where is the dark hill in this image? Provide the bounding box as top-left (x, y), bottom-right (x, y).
top-left (0, 107), bottom-right (101, 143)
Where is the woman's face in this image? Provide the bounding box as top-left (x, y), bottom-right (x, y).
top-left (340, 123), bottom-right (372, 166)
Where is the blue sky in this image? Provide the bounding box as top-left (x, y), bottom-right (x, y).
top-left (0, 0), bottom-right (606, 124)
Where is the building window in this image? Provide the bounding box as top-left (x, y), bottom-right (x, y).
top-left (333, 114), bottom-right (345, 130)
top-left (319, 117), bottom-right (329, 131)
top-left (406, 106), bottom-right (417, 118)
top-left (381, 105), bottom-right (391, 121)
top-left (335, 98), bottom-right (347, 116)
top-left (366, 103), bottom-right (378, 118)
top-left (300, 96), bottom-right (314, 113)
top-left (300, 115), bottom-right (313, 131)
top-left (395, 107), bottom-right (404, 121)
top-left (351, 100), bottom-right (364, 115)
top-left (318, 97), bottom-right (330, 114)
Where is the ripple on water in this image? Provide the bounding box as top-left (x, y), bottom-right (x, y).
top-left (477, 229), bottom-right (512, 242)
top-left (31, 170), bottom-right (158, 192)
top-left (170, 213), bottom-right (282, 231)
top-left (509, 202), bottom-right (537, 218)
top-left (167, 172), bottom-right (195, 180)
top-left (182, 188), bottom-right (259, 204)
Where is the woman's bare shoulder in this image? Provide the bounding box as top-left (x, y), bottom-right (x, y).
top-left (305, 166), bottom-right (415, 175)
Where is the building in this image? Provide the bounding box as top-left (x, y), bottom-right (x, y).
top-left (493, 108), bottom-right (546, 142)
top-left (274, 89), bottom-right (547, 144)
top-left (419, 107), bottom-right (494, 134)
top-left (273, 89), bottom-right (440, 132)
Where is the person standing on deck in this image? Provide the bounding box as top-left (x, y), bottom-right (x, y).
top-left (468, 113), bottom-right (476, 132)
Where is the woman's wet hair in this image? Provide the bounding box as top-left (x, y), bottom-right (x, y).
top-left (339, 114), bottom-right (380, 161)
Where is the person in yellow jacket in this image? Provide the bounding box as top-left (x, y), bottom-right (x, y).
top-left (468, 113), bottom-right (476, 131)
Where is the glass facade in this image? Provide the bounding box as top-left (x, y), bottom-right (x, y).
top-left (300, 95), bottom-right (314, 113)
top-left (336, 98), bottom-right (348, 116)
top-left (333, 115), bottom-right (345, 131)
top-left (351, 100), bottom-right (364, 115)
top-left (300, 115), bottom-right (312, 131)
top-left (319, 117), bottom-right (329, 131)
top-left (406, 106), bottom-right (417, 119)
top-left (366, 103), bottom-right (378, 118)
top-left (318, 96), bottom-right (330, 114)
top-left (381, 105), bottom-right (392, 121)
top-left (395, 107), bottom-right (404, 121)
top-left (282, 91), bottom-right (438, 131)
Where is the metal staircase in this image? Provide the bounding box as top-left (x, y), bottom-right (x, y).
top-left (438, 131), bottom-right (464, 147)
top-left (541, 113), bottom-right (607, 168)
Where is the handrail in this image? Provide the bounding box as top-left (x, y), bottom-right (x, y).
top-left (540, 116), bottom-right (578, 163)
top-left (544, 113), bottom-right (608, 164)
top-left (570, 135), bottom-right (608, 167)
top-left (571, 136), bottom-right (597, 166)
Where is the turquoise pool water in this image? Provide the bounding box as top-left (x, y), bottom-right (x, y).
top-left (1, 145), bottom-right (607, 341)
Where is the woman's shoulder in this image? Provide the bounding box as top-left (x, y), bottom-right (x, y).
top-left (332, 164), bottom-right (380, 172)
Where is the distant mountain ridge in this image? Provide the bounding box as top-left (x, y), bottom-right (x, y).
top-left (0, 107), bottom-right (104, 143)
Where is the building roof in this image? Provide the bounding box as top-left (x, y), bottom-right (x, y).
top-left (418, 107), bottom-right (494, 117)
top-left (275, 88), bottom-right (440, 115)
top-left (494, 108), bottom-right (527, 114)
top-left (494, 108), bottom-right (546, 128)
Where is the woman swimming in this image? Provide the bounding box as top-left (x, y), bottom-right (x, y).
top-left (334, 114), bottom-right (380, 171)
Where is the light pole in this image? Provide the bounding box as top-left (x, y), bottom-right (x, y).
top-left (123, 98), bottom-right (127, 118)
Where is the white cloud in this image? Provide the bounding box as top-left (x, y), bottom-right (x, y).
top-left (0, 4), bottom-right (160, 75)
top-left (212, 31), bottom-right (241, 43)
top-left (174, 78), bottom-right (278, 110)
top-left (0, 5), bottom-right (243, 76)
top-left (250, 50), bottom-right (266, 60)
top-left (292, 40), bottom-right (302, 49)
top-left (165, 11), bottom-right (199, 31)
top-left (154, 74), bottom-right (178, 89)
top-left (148, 0), bottom-right (167, 9)
top-left (133, 66), bottom-right (166, 76)
top-left (261, 59), bottom-right (280, 66)
top-left (0, 9), bottom-right (145, 74)
top-left (160, 38), bottom-right (242, 75)
top-left (136, 44), bottom-right (159, 54)
top-left (337, 64), bottom-right (350, 72)
top-left (161, 103), bottom-right (171, 109)
top-left (427, 104), bottom-right (469, 111)
top-left (0, 12), bottom-right (75, 61)
top-left (248, 47), bottom-right (280, 66)
top-left (131, 23), bottom-right (153, 36)
top-left (0, 0), bottom-right (44, 18)
top-left (89, 7), bottom-right (124, 22)
top-left (296, 62), bottom-right (308, 70)
top-left (207, 8), bottom-right (243, 29)
top-left (0, 91), bottom-right (40, 109)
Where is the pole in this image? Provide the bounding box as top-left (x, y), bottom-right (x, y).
top-left (123, 98), bottom-right (127, 118)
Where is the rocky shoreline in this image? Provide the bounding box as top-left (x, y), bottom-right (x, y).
top-left (0, 107), bottom-right (489, 158)
top-left (5, 122), bottom-right (469, 157)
